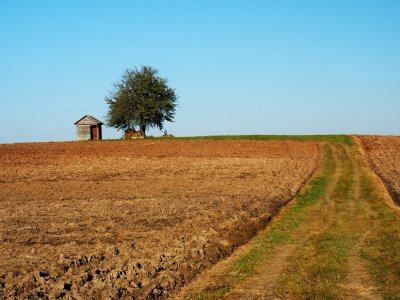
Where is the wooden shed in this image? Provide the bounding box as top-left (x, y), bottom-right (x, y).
top-left (74, 115), bottom-right (103, 140)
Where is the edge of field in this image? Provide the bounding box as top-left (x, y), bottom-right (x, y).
top-left (86, 134), bottom-right (353, 144)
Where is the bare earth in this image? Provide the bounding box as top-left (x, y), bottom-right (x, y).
top-left (0, 139), bottom-right (321, 299)
top-left (358, 135), bottom-right (400, 204)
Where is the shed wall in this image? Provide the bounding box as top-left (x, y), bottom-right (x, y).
top-left (76, 125), bottom-right (91, 140)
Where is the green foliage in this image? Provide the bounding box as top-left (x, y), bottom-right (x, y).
top-left (105, 66), bottom-right (177, 136)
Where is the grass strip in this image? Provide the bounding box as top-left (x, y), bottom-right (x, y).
top-left (275, 145), bottom-right (354, 299)
top-left (155, 135), bottom-right (353, 144)
top-left (97, 134), bottom-right (353, 145)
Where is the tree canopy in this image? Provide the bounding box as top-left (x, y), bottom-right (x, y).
top-left (105, 66), bottom-right (178, 137)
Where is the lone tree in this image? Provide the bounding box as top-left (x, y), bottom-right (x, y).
top-left (105, 66), bottom-right (178, 137)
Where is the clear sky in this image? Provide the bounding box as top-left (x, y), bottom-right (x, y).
top-left (0, 1), bottom-right (399, 143)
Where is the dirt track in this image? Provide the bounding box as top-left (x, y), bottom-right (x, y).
top-left (0, 139), bottom-right (321, 298)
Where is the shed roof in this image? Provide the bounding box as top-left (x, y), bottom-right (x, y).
top-left (74, 115), bottom-right (103, 126)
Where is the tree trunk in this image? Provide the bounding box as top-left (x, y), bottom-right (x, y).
top-left (140, 125), bottom-right (146, 138)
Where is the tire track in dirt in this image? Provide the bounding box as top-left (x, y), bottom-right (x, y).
top-left (222, 144), bottom-right (342, 300)
top-left (340, 144), bottom-right (382, 299)
top-left (273, 143), bottom-right (382, 299)
top-left (271, 143), bottom-right (351, 299)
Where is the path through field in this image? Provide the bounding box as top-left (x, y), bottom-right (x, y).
top-left (179, 138), bottom-right (400, 299)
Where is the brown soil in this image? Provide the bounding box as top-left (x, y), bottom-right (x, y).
top-left (0, 139), bottom-right (321, 299)
top-left (357, 135), bottom-right (400, 205)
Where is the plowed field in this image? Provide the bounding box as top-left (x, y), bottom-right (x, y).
top-left (0, 139), bottom-right (321, 299)
top-left (358, 135), bottom-right (400, 204)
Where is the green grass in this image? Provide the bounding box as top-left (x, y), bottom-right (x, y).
top-left (359, 175), bottom-right (400, 299)
top-left (154, 134), bottom-right (353, 144)
top-left (97, 134), bottom-right (353, 145)
top-left (276, 231), bottom-right (350, 300)
top-left (275, 145), bottom-right (354, 299)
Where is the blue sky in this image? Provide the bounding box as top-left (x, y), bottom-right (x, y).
top-left (0, 1), bottom-right (399, 143)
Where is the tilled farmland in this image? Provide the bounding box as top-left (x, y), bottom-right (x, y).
top-left (358, 135), bottom-right (400, 204)
top-left (0, 139), bottom-right (321, 299)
